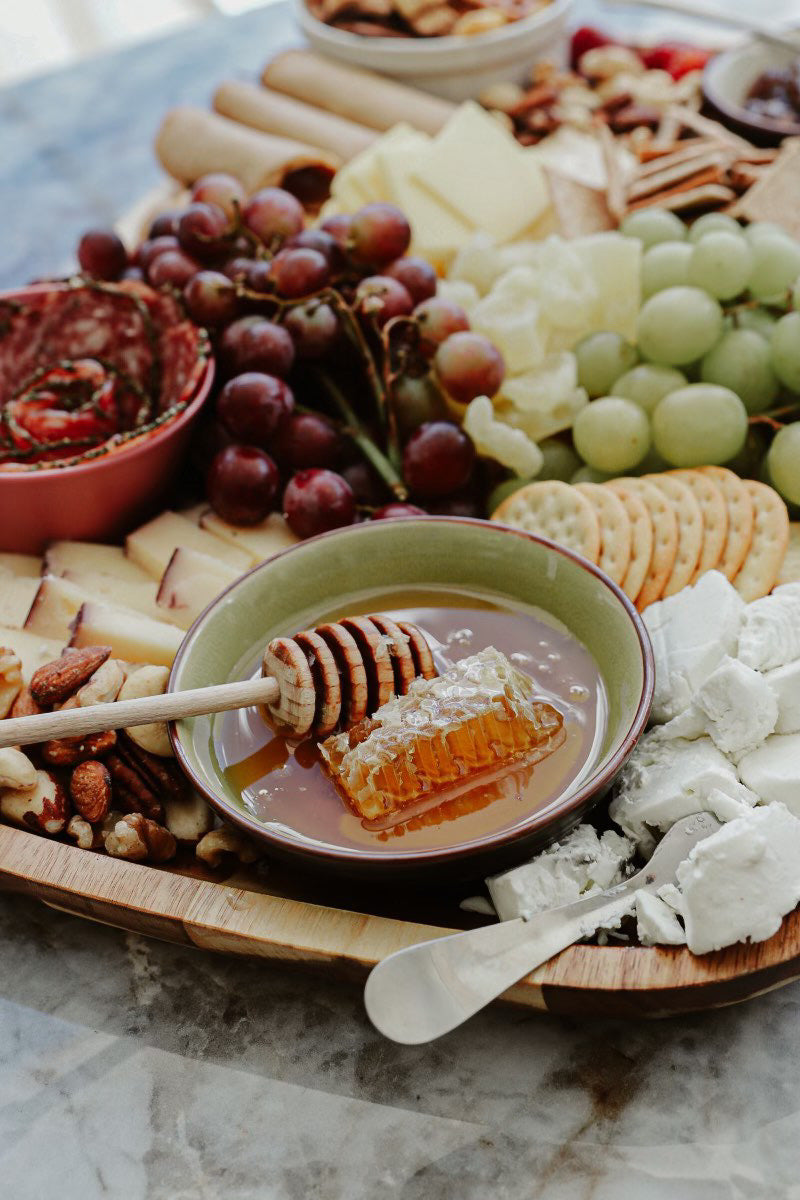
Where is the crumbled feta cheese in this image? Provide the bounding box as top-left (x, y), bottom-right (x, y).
top-left (765, 659), bottom-right (800, 734)
top-left (657, 882), bottom-right (683, 913)
top-left (675, 803), bottom-right (800, 954)
top-left (635, 892), bottom-right (686, 946)
top-left (609, 733), bottom-right (757, 853)
top-left (738, 733), bottom-right (800, 814)
top-left (738, 591), bottom-right (800, 672)
top-left (487, 823), bottom-right (635, 921)
top-left (694, 657), bottom-right (778, 757)
top-left (644, 571), bottom-right (745, 722)
top-left (459, 895), bottom-right (496, 916)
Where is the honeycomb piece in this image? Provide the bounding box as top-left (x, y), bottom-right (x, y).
top-left (320, 647), bottom-right (565, 822)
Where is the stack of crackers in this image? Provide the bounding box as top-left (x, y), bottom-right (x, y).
top-left (492, 469), bottom-right (793, 608)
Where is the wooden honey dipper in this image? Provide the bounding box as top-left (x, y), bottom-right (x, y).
top-left (0, 616), bottom-right (437, 750)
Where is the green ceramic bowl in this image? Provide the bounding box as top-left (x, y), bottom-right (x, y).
top-left (170, 517), bottom-right (653, 881)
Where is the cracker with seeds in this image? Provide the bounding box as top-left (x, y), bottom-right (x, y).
top-left (492, 480), bottom-right (601, 563)
top-left (575, 482), bottom-right (631, 586)
top-left (606, 485), bottom-right (653, 604)
top-left (698, 466), bottom-right (754, 581)
top-left (606, 477), bottom-right (678, 609)
top-left (733, 480), bottom-right (790, 601)
top-left (646, 474), bottom-right (703, 597)
top-left (668, 468), bottom-right (728, 578)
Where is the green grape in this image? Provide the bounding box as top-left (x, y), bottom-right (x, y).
top-left (637, 286), bottom-right (724, 366)
top-left (747, 234), bottom-right (800, 302)
top-left (792, 278), bottom-right (800, 312)
top-left (688, 213), bottom-right (744, 243)
top-left (537, 438), bottom-right (582, 482)
top-left (574, 332), bottom-right (638, 397)
top-left (727, 306), bottom-right (777, 340)
top-left (767, 424), bottom-right (800, 505)
top-left (652, 384), bottom-right (748, 467)
top-left (700, 329), bottom-right (778, 414)
top-left (641, 242), bottom-right (692, 298)
top-left (620, 208), bottom-right (688, 248)
top-left (570, 465), bottom-right (615, 484)
top-left (744, 221), bottom-right (786, 244)
top-left (611, 364), bottom-right (688, 414)
top-left (771, 312), bottom-right (800, 391)
top-left (488, 476), bottom-right (534, 513)
top-left (572, 397), bottom-right (651, 473)
top-left (688, 231), bottom-right (753, 300)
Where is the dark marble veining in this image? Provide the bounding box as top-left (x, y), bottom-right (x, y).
top-left (3, 4), bottom-right (800, 1196)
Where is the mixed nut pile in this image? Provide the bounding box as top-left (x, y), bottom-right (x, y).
top-left (0, 643), bottom-right (258, 870)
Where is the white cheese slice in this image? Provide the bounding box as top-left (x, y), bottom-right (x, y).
top-left (765, 659), bottom-right (800, 734)
top-left (609, 732), bottom-right (757, 853)
top-left (675, 803), bottom-right (800, 954)
top-left (738, 591), bottom-right (800, 672)
top-left (487, 824), bottom-right (635, 921)
top-left (738, 733), bottom-right (800, 814)
top-left (644, 571), bottom-right (746, 723)
top-left (635, 892), bottom-right (686, 946)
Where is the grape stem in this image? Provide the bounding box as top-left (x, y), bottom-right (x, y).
top-left (749, 403), bottom-right (800, 430)
top-left (312, 368), bottom-right (408, 501)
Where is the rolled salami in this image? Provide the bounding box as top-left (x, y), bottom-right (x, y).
top-left (214, 80), bottom-right (375, 163)
top-left (155, 107), bottom-right (340, 204)
top-left (262, 50), bottom-right (455, 137)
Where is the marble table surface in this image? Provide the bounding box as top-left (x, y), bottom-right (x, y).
top-left (3, 5), bottom-right (800, 1197)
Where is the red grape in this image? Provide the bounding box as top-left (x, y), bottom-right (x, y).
top-left (340, 460), bottom-right (386, 506)
top-left (402, 421), bottom-right (475, 497)
top-left (385, 256), bottom-right (437, 305)
top-left (148, 211), bottom-right (181, 238)
top-left (287, 229), bottom-right (344, 270)
top-left (434, 331), bottom-right (505, 405)
top-left (207, 445), bottom-right (280, 525)
top-left (177, 202), bottom-right (229, 260)
top-left (372, 503), bottom-right (426, 519)
top-left (321, 213), bottom-right (353, 247)
top-left (392, 373), bottom-right (446, 437)
top-left (284, 301), bottom-right (338, 359)
top-left (77, 230), bottom-right (128, 281)
top-left (191, 172), bottom-right (246, 219)
top-left (148, 249), bottom-right (200, 289)
top-left (121, 266), bottom-right (144, 282)
top-left (270, 411), bottom-right (342, 470)
top-left (242, 260), bottom-right (274, 293)
top-left (219, 316), bottom-right (295, 378)
top-left (283, 469), bottom-right (356, 538)
top-left (268, 247), bottom-right (330, 298)
top-left (428, 492), bottom-right (482, 518)
top-left (349, 203), bottom-right (411, 267)
top-left (183, 270), bottom-right (238, 325)
top-left (139, 235), bottom-right (180, 272)
top-left (217, 373), bottom-right (293, 446)
top-left (243, 187), bottom-right (304, 244)
top-left (414, 297), bottom-right (470, 355)
top-left (223, 256), bottom-right (258, 283)
top-left (355, 276), bottom-right (414, 327)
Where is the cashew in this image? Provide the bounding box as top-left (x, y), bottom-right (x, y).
top-left (0, 747), bottom-right (37, 791)
top-left (117, 664), bottom-right (172, 757)
top-left (196, 825), bottom-right (262, 868)
top-left (77, 658), bottom-right (125, 707)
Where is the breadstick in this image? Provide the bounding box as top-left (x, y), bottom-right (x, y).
top-left (214, 80), bottom-right (375, 163)
top-left (262, 49), bottom-right (454, 136)
top-left (155, 107), bottom-right (339, 202)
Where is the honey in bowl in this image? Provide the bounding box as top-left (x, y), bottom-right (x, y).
top-left (215, 588), bottom-right (607, 857)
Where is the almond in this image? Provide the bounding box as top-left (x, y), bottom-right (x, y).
top-left (30, 645), bottom-right (112, 708)
top-left (69, 760), bottom-right (112, 823)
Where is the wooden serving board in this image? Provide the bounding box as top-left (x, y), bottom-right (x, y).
top-left (4, 821), bottom-right (800, 1018)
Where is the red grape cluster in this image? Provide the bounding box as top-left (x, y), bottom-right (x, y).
top-left (76, 176), bottom-right (507, 538)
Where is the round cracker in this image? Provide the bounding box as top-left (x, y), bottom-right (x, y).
top-left (604, 485), bottom-right (653, 603)
top-left (575, 482), bottom-right (631, 586)
top-left (645, 474), bottom-right (703, 597)
top-left (697, 465), bottom-right (754, 581)
top-left (668, 468), bottom-right (728, 578)
top-left (492, 480), bottom-right (601, 563)
top-left (606, 477), bottom-right (678, 609)
top-left (733, 480), bottom-right (790, 601)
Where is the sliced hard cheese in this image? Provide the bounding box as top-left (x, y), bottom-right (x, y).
top-left (0, 624), bottom-right (65, 681)
top-left (61, 569), bottom-right (170, 627)
top-left (156, 547), bottom-right (240, 630)
top-left (126, 511), bottom-right (252, 578)
top-left (44, 540), bottom-right (151, 584)
top-left (198, 510), bottom-right (299, 562)
top-left (0, 553), bottom-right (42, 578)
top-left (0, 575), bottom-right (40, 629)
top-left (70, 602), bottom-right (184, 668)
top-left (25, 575), bottom-right (88, 640)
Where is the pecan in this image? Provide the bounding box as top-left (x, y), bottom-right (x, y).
top-left (104, 813), bottom-right (176, 863)
top-left (10, 687), bottom-right (42, 719)
top-left (69, 760), bottom-right (112, 823)
top-left (0, 647), bottom-right (22, 719)
top-left (105, 750), bottom-right (164, 822)
top-left (117, 734), bottom-right (186, 804)
top-left (40, 729), bottom-right (117, 767)
top-left (30, 645), bottom-right (112, 708)
top-left (196, 825), bottom-right (262, 868)
top-left (0, 769), bottom-right (69, 835)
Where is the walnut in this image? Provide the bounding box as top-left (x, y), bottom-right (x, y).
top-left (104, 813), bottom-right (176, 863)
top-left (0, 769), bottom-right (70, 835)
top-left (66, 814), bottom-right (103, 850)
top-left (196, 825), bottom-right (262, 868)
top-left (0, 647), bottom-right (22, 719)
top-left (69, 760), bottom-right (112, 823)
top-left (0, 747), bottom-right (37, 791)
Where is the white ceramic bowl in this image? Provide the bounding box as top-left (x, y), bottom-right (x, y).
top-left (295, 0), bottom-right (573, 102)
top-left (703, 38), bottom-right (800, 142)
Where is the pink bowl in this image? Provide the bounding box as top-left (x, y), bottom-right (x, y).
top-left (0, 284), bottom-right (214, 553)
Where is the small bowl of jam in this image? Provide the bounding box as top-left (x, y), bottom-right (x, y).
top-left (703, 39), bottom-right (800, 143)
